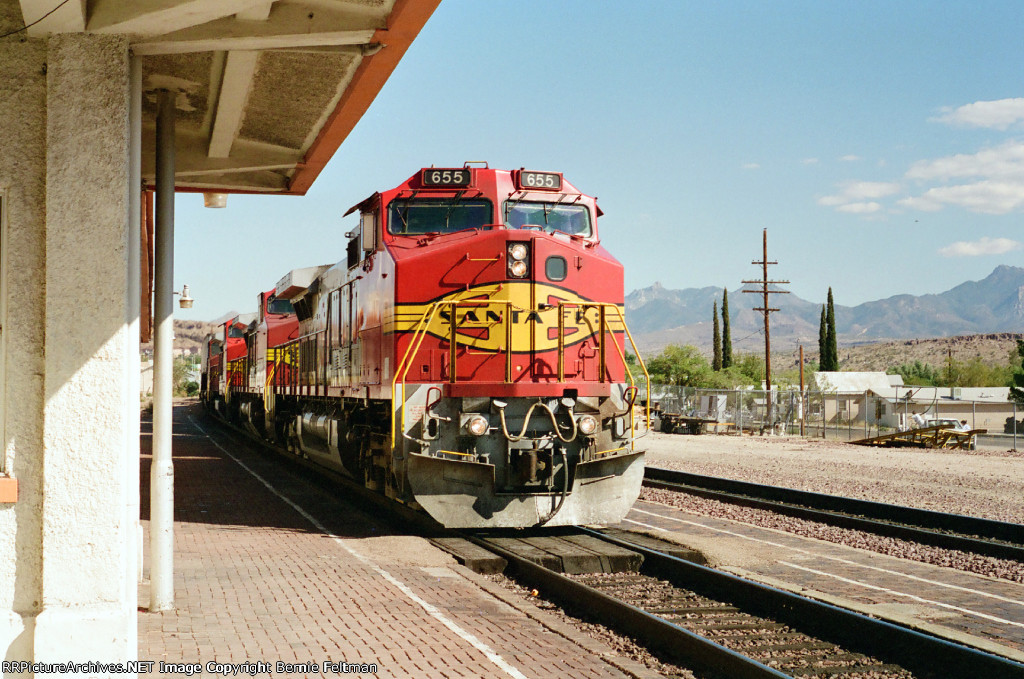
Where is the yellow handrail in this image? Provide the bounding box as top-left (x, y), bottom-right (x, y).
top-left (263, 347), bottom-right (282, 412)
top-left (391, 299), bottom-right (516, 443)
top-left (265, 352), bottom-right (279, 389)
top-left (600, 303), bottom-right (651, 436)
top-left (391, 301), bottom-right (446, 442)
top-left (555, 302), bottom-right (650, 435)
top-left (389, 298), bottom-right (650, 445)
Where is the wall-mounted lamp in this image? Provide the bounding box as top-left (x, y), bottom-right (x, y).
top-left (177, 284), bottom-right (194, 309)
top-left (203, 192), bottom-right (227, 209)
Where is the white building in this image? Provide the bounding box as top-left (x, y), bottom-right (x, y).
top-left (872, 386), bottom-right (1013, 432)
top-left (812, 372), bottom-right (1014, 431)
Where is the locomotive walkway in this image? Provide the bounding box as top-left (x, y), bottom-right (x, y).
top-left (138, 401), bottom-right (658, 679)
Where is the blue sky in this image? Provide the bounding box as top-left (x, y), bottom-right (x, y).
top-left (174, 0), bottom-right (1024, 322)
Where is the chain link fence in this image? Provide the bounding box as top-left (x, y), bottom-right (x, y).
top-left (648, 385), bottom-right (1024, 443)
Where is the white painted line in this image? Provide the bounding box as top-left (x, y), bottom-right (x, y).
top-left (192, 419), bottom-right (529, 679)
top-left (627, 507), bottom-right (1024, 608)
top-left (778, 561), bottom-right (1024, 629)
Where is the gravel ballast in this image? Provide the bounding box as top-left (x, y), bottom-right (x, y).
top-left (640, 432), bottom-right (1024, 582)
top-left (642, 432), bottom-right (1024, 524)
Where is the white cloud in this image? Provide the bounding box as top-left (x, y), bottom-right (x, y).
top-left (839, 155), bottom-right (861, 162)
top-left (932, 98), bottom-right (1024, 130)
top-left (741, 162), bottom-right (760, 170)
top-left (802, 157), bottom-right (819, 165)
top-left (817, 111), bottom-right (1024, 218)
top-left (905, 140), bottom-right (1024, 181)
top-left (818, 181), bottom-right (901, 211)
top-left (900, 179), bottom-right (1024, 215)
top-left (837, 202), bottom-right (882, 214)
top-left (938, 236), bottom-right (1023, 257)
top-left (896, 195), bottom-right (944, 212)
top-left (896, 141), bottom-right (1024, 215)
top-left (845, 181), bottom-right (902, 199)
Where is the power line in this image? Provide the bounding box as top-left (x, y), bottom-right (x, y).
top-left (0, 0), bottom-right (73, 40)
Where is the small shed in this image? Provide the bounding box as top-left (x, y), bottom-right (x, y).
top-left (812, 372), bottom-right (893, 424)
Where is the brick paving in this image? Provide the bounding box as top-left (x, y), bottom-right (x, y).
top-left (626, 501), bottom-right (1024, 659)
top-left (139, 403), bottom-right (652, 679)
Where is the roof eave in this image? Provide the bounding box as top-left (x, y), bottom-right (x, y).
top-left (286, 0), bottom-right (440, 196)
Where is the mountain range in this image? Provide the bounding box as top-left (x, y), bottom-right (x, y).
top-left (626, 265), bottom-right (1024, 357)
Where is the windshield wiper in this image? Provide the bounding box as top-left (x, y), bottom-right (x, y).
top-left (394, 190), bottom-right (418, 233)
top-left (443, 190), bottom-right (466, 231)
top-left (540, 202), bottom-right (551, 226)
top-left (504, 191), bottom-right (528, 226)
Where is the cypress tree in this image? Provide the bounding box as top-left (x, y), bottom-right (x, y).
top-left (818, 305), bottom-right (827, 369)
top-left (712, 301), bottom-right (722, 371)
top-left (825, 287), bottom-right (838, 371)
top-left (721, 289), bottom-right (732, 369)
top-left (1010, 340), bottom-right (1024, 405)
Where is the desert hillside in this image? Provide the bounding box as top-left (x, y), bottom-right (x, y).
top-left (141, 320), bottom-right (217, 356)
top-left (786, 333), bottom-right (1023, 372)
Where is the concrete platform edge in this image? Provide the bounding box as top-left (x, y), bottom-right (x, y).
top-left (724, 566), bottom-right (1024, 664)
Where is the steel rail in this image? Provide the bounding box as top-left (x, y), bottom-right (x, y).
top-left (193, 414), bottom-right (1024, 678)
top-left (644, 467), bottom-right (1024, 562)
top-left (464, 534), bottom-right (791, 679)
top-left (585, 527), bottom-right (1024, 679)
top-left (207, 413), bottom-right (787, 677)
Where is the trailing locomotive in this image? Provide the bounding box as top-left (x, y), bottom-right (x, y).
top-left (202, 164), bottom-right (649, 528)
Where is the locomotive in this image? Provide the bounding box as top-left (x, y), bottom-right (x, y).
top-left (201, 164), bottom-right (649, 528)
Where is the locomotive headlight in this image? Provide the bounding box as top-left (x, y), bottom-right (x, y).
top-left (577, 414), bottom-right (599, 436)
top-left (465, 415), bottom-right (490, 436)
top-left (509, 260), bottom-right (529, 277)
top-left (507, 242), bottom-right (529, 278)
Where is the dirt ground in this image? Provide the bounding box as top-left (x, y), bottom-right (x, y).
top-left (640, 430), bottom-right (1024, 524)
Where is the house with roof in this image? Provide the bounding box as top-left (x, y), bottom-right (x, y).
top-left (812, 372), bottom-right (1014, 432)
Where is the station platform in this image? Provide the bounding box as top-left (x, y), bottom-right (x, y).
top-left (138, 402), bottom-right (659, 679)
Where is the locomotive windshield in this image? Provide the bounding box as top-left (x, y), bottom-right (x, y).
top-left (267, 298), bottom-right (294, 315)
top-left (504, 201), bottom-right (592, 237)
top-left (388, 197), bottom-right (492, 235)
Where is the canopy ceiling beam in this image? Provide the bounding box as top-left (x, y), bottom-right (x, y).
top-left (207, 50), bottom-right (258, 158)
top-left (235, 1), bottom-right (274, 21)
top-left (140, 130), bottom-right (303, 175)
top-left (20, 0), bottom-right (86, 34)
top-left (87, 0), bottom-right (262, 37)
top-left (92, 2), bottom-right (382, 55)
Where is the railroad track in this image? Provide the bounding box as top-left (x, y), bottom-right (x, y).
top-left (201, 415), bottom-right (1023, 678)
top-left (644, 467), bottom-right (1024, 562)
top-left (472, 528), bottom-right (1024, 679)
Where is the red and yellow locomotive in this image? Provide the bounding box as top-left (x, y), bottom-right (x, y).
top-left (202, 313), bottom-right (253, 414)
top-left (203, 164), bottom-right (648, 528)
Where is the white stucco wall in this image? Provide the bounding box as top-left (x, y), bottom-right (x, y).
top-left (0, 32), bottom-right (48, 661)
top-left (0, 32), bottom-right (137, 664)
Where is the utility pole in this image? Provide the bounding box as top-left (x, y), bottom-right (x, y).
top-left (799, 345), bottom-right (805, 436)
top-left (742, 229), bottom-right (789, 429)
